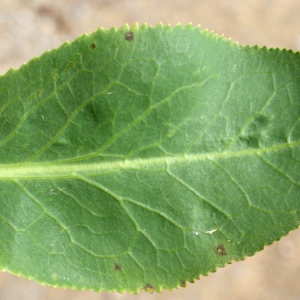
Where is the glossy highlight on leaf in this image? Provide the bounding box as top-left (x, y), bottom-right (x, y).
top-left (0, 23), bottom-right (300, 293)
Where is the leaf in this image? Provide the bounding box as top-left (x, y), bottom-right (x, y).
top-left (0, 23), bottom-right (300, 293)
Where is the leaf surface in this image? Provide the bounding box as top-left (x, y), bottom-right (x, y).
top-left (0, 24), bottom-right (300, 292)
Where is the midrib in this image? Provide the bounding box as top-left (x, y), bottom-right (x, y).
top-left (0, 142), bottom-right (296, 179)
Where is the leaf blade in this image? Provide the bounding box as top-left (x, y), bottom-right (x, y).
top-left (0, 24), bottom-right (300, 292)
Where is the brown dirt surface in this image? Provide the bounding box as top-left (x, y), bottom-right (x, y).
top-left (1, 0), bottom-right (300, 299)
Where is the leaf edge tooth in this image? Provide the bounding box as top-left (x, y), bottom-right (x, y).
top-left (1, 22), bottom-right (299, 79)
top-left (2, 224), bottom-right (299, 294)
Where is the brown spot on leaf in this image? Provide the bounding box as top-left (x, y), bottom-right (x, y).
top-left (114, 262), bottom-right (122, 271)
top-left (215, 244), bottom-right (227, 256)
top-left (125, 31), bottom-right (134, 41)
top-left (143, 284), bottom-right (154, 294)
top-left (90, 43), bottom-right (96, 49)
top-left (180, 280), bottom-right (187, 288)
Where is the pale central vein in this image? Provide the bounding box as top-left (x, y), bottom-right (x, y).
top-left (0, 142), bottom-right (297, 179)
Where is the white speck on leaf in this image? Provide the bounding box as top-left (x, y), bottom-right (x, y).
top-left (49, 188), bottom-right (57, 195)
top-left (204, 228), bottom-right (217, 234)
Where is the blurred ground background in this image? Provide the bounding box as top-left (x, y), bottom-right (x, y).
top-left (0, 0), bottom-right (300, 299)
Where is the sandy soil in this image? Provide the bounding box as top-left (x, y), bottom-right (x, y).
top-left (0, 0), bottom-right (300, 299)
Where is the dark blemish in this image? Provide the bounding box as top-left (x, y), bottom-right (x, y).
top-left (238, 135), bottom-right (259, 148)
top-left (125, 31), bottom-right (134, 41)
top-left (239, 114), bottom-right (269, 148)
top-left (245, 115), bottom-right (269, 135)
top-left (90, 43), bottom-right (96, 49)
top-left (180, 280), bottom-right (187, 288)
top-left (143, 284), bottom-right (154, 294)
top-left (114, 262), bottom-right (122, 271)
top-left (252, 115), bottom-right (269, 131)
top-left (215, 244), bottom-right (227, 256)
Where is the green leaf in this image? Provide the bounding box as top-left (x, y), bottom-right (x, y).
top-left (0, 23), bottom-right (300, 293)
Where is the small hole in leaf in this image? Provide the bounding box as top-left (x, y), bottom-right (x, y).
top-left (114, 262), bottom-right (122, 271)
top-left (124, 31), bottom-right (134, 41)
top-left (143, 284), bottom-right (154, 294)
top-left (90, 43), bottom-right (96, 49)
top-left (215, 244), bottom-right (227, 256)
